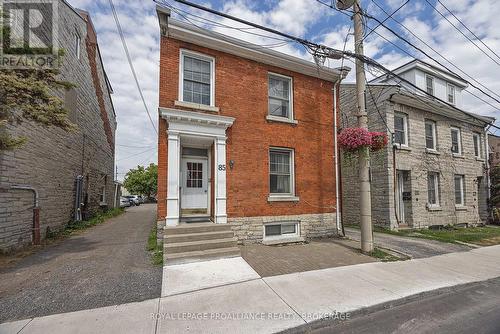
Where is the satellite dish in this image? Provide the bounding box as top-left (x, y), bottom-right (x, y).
top-left (336, 0), bottom-right (355, 10)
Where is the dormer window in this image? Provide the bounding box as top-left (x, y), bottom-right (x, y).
top-left (447, 84), bottom-right (455, 104)
top-left (426, 75), bottom-right (434, 95)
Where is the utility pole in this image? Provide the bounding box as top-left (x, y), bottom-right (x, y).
top-left (353, 0), bottom-right (374, 253)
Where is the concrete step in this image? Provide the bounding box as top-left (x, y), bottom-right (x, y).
top-left (164, 237), bottom-right (238, 254)
top-left (164, 223), bottom-right (232, 235)
top-left (165, 230), bottom-right (235, 243)
top-left (165, 246), bottom-right (241, 265)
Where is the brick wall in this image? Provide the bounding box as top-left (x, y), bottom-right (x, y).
top-left (157, 36), bottom-right (339, 240)
top-left (0, 2), bottom-right (116, 252)
top-left (341, 84), bottom-right (488, 229)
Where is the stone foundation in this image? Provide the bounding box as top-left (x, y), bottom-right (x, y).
top-left (228, 213), bottom-right (337, 244)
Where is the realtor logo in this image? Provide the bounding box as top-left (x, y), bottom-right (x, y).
top-left (0, 0), bottom-right (59, 68)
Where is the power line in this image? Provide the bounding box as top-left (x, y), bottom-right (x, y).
top-left (108, 0), bottom-right (158, 135)
top-left (117, 144), bottom-right (156, 149)
top-left (116, 147), bottom-right (156, 162)
top-left (362, 0), bottom-right (409, 41)
top-left (162, 0), bottom-right (499, 132)
top-left (425, 0), bottom-right (500, 67)
top-left (370, 0), bottom-right (500, 102)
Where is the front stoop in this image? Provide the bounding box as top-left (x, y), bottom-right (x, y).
top-left (164, 222), bottom-right (240, 265)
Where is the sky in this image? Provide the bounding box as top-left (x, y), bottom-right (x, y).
top-left (66, 0), bottom-right (500, 181)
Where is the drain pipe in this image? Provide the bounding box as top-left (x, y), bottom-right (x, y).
top-left (11, 185), bottom-right (40, 245)
top-left (333, 80), bottom-right (344, 236)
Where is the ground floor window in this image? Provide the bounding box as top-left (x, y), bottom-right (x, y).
top-left (454, 174), bottom-right (465, 207)
top-left (427, 172), bottom-right (440, 207)
top-left (264, 222), bottom-right (299, 239)
top-left (269, 148), bottom-right (294, 196)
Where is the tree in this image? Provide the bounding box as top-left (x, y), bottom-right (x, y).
top-left (123, 163), bottom-right (158, 199)
top-left (0, 68), bottom-right (76, 150)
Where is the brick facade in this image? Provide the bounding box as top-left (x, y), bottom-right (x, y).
top-left (340, 84), bottom-right (489, 229)
top-left (0, 2), bottom-right (116, 252)
top-left (157, 32), bottom-right (341, 242)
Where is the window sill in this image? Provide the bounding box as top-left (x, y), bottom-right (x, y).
top-left (455, 206), bottom-right (467, 211)
top-left (395, 145), bottom-right (411, 151)
top-left (425, 149), bottom-right (440, 155)
top-left (475, 157), bottom-right (485, 162)
top-left (174, 100), bottom-right (220, 112)
top-left (266, 115), bottom-right (298, 125)
top-left (99, 202), bottom-right (108, 207)
top-left (427, 205), bottom-right (442, 211)
top-left (452, 153), bottom-right (464, 159)
top-left (267, 195), bottom-right (300, 202)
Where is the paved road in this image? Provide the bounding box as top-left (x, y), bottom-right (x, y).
top-left (309, 277), bottom-right (500, 334)
top-left (345, 227), bottom-right (471, 258)
top-left (0, 204), bottom-right (161, 323)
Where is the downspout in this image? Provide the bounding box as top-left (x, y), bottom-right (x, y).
top-left (485, 125), bottom-right (492, 220)
top-left (333, 79), bottom-right (344, 236)
top-left (11, 185), bottom-right (40, 245)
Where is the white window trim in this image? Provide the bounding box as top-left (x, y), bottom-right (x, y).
top-left (426, 74), bottom-right (434, 95)
top-left (75, 33), bottom-right (81, 60)
top-left (473, 133), bottom-right (482, 158)
top-left (178, 49), bottom-right (216, 107)
top-left (451, 127), bottom-right (462, 155)
top-left (268, 72), bottom-right (294, 122)
top-left (263, 221), bottom-right (300, 241)
top-left (425, 119), bottom-right (437, 151)
top-left (427, 172), bottom-right (440, 208)
top-left (447, 83), bottom-right (455, 105)
top-left (268, 147), bottom-right (296, 199)
top-left (394, 112), bottom-right (409, 147)
top-left (454, 175), bottom-right (465, 207)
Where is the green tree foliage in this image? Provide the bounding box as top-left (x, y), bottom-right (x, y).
top-left (0, 68), bottom-right (76, 150)
top-left (123, 163), bottom-right (158, 199)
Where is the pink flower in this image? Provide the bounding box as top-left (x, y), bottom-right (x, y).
top-left (370, 132), bottom-right (388, 151)
top-left (338, 128), bottom-right (372, 152)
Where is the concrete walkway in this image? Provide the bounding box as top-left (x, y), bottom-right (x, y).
top-left (2, 245), bottom-right (499, 334)
top-left (345, 227), bottom-right (471, 258)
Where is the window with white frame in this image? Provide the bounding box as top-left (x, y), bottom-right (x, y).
top-left (180, 50), bottom-right (214, 106)
top-left (425, 120), bottom-right (437, 150)
top-left (473, 133), bottom-right (482, 158)
top-left (426, 75), bottom-right (434, 95)
top-left (394, 113), bottom-right (408, 146)
top-left (268, 73), bottom-right (293, 119)
top-left (454, 174), bottom-right (465, 206)
top-left (451, 127), bottom-right (462, 154)
top-left (269, 148), bottom-right (294, 195)
top-left (447, 84), bottom-right (455, 104)
top-left (75, 33), bottom-right (81, 60)
top-left (427, 172), bottom-right (440, 207)
top-left (264, 222), bottom-right (299, 240)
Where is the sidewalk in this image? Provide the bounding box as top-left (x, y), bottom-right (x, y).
top-left (2, 245), bottom-right (499, 334)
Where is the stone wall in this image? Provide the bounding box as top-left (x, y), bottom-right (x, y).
top-left (229, 213), bottom-right (337, 244)
top-left (0, 2), bottom-right (116, 252)
top-left (340, 84), bottom-right (489, 229)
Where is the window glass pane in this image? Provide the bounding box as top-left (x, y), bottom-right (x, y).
top-left (268, 75), bottom-right (291, 118)
top-left (454, 176), bottom-right (463, 205)
top-left (281, 224), bottom-right (296, 234)
top-left (183, 55), bottom-right (211, 105)
top-left (473, 135), bottom-right (480, 157)
top-left (451, 129), bottom-right (460, 153)
top-left (425, 122), bottom-right (435, 149)
top-left (186, 162), bottom-right (203, 188)
top-left (269, 98), bottom-right (289, 117)
top-left (394, 115), bottom-right (406, 145)
top-left (265, 225), bottom-right (281, 236)
top-left (427, 173), bottom-right (438, 205)
top-left (426, 76), bottom-right (433, 94)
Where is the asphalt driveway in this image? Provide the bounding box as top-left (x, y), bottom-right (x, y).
top-left (0, 204), bottom-right (161, 323)
top-left (345, 227), bottom-right (471, 258)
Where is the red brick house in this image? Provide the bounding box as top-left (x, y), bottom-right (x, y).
top-left (156, 7), bottom-right (348, 258)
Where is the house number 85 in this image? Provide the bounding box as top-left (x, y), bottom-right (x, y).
top-left (218, 164), bottom-right (226, 171)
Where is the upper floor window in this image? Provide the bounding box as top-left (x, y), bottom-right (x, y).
top-left (75, 33), bottom-right (81, 60)
top-left (180, 50), bottom-right (214, 106)
top-left (426, 75), bottom-right (434, 95)
top-left (269, 148), bottom-right (294, 196)
top-left (425, 119), bottom-right (437, 150)
top-left (447, 84), bottom-right (455, 104)
top-left (473, 133), bottom-right (482, 158)
top-left (394, 113), bottom-right (408, 146)
top-left (451, 127), bottom-right (462, 155)
top-left (268, 73), bottom-right (293, 120)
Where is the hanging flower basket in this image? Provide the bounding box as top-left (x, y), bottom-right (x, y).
top-left (370, 132), bottom-right (388, 151)
top-left (338, 127), bottom-right (372, 152)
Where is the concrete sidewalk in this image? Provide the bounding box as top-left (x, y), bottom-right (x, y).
top-left (1, 245), bottom-right (499, 334)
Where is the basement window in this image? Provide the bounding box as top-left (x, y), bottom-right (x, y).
top-left (264, 222), bottom-right (299, 240)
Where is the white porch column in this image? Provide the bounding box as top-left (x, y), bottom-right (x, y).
top-left (166, 131), bottom-right (180, 226)
top-left (214, 136), bottom-right (228, 224)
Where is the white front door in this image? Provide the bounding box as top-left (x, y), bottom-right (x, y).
top-left (181, 158), bottom-right (208, 212)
